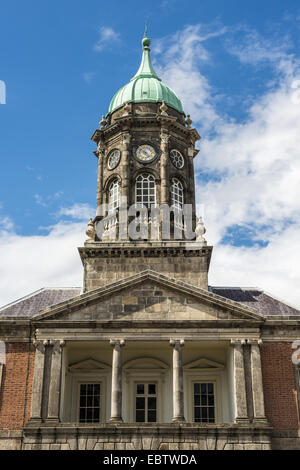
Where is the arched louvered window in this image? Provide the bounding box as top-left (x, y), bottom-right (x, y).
top-left (135, 174), bottom-right (156, 208)
top-left (108, 179), bottom-right (120, 213)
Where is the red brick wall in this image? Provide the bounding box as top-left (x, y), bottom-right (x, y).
top-left (261, 342), bottom-right (299, 430)
top-left (0, 343), bottom-right (35, 430)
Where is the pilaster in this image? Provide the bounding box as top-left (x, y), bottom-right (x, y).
top-left (230, 339), bottom-right (249, 422)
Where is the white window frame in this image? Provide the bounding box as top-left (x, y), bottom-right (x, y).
top-left (135, 174), bottom-right (156, 209)
top-left (124, 358), bottom-right (168, 423)
top-left (70, 375), bottom-right (107, 423)
top-left (77, 381), bottom-right (102, 424)
top-left (171, 178), bottom-right (184, 211)
top-left (108, 179), bottom-right (120, 214)
top-left (134, 381), bottom-right (159, 423)
top-left (64, 359), bottom-right (111, 423)
top-left (185, 373), bottom-right (222, 424)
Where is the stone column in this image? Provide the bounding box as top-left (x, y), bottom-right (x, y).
top-left (249, 340), bottom-right (267, 423)
top-left (170, 339), bottom-right (185, 422)
top-left (231, 339), bottom-right (249, 422)
top-left (30, 340), bottom-right (47, 421)
top-left (47, 340), bottom-right (65, 421)
top-left (160, 130), bottom-right (169, 205)
top-left (96, 145), bottom-right (104, 209)
top-left (110, 339), bottom-right (125, 422)
top-left (121, 133), bottom-right (131, 202)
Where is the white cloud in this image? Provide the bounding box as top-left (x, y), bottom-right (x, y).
top-left (0, 220), bottom-right (85, 307)
top-left (57, 203), bottom-right (94, 220)
top-left (153, 24), bottom-right (227, 132)
top-left (155, 23), bottom-right (300, 308)
top-left (94, 27), bottom-right (120, 52)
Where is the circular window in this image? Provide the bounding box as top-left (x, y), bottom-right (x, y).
top-left (170, 149), bottom-right (184, 169)
top-left (107, 149), bottom-right (121, 170)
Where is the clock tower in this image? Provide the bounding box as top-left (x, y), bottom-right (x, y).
top-left (79, 34), bottom-right (212, 292)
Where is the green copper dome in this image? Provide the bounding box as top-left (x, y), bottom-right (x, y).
top-left (108, 36), bottom-right (183, 114)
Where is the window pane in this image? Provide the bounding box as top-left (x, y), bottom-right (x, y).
top-left (136, 410), bottom-right (145, 422)
top-left (136, 397), bottom-right (145, 410)
top-left (148, 384), bottom-right (156, 395)
top-left (201, 395), bottom-right (207, 406)
top-left (148, 410), bottom-right (156, 422)
top-left (148, 397), bottom-right (156, 409)
top-left (208, 395), bottom-right (214, 406)
top-left (79, 383), bottom-right (101, 423)
top-left (193, 382), bottom-right (215, 424)
top-left (137, 384), bottom-right (144, 394)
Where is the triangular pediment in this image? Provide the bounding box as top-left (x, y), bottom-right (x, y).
top-left (184, 358), bottom-right (225, 370)
top-left (33, 270), bottom-right (262, 322)
top-left (68, 358), bottom-right (110, 372)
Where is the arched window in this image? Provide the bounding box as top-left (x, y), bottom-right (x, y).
top-left (171, 178), bottom-right (184, 210)
top-left (108, 179), bottom-right (120, 213)
top-left (135, 174), bottom-right (156, 208)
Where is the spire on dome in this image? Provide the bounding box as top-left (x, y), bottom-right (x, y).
top-left (131, 30), bottom-right (161, 81)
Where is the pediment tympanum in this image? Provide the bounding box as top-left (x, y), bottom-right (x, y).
top-left (183, 358), bottom-right (225, 370)
top-left (33, 270), bottom-right (261, 323)
top-left (68, 358), bottom-right (110, 372)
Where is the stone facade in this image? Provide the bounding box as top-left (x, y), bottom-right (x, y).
top-left (0, 36), bottom-right (299, 452)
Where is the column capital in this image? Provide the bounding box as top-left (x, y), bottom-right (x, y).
top-left (110, 339), bottom-right (125, 348)
top-left (169, 339), bottom-right (185, 348)
top-left (230, 339), bottom-right (247, 346)
top-left (32, 340), bottom-right (46, 353)
top-left (248, 339), bottom-right (263, 346)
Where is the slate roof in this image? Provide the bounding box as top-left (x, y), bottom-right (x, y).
top-left (0, 284), bottom-right (299, 319)
top-left (210, 287), bottom-right (300, 317)
top-left (0, 288), bottom-right (81, 318)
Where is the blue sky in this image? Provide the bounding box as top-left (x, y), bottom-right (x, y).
top-left (1, 0), bottom-right (300, 308)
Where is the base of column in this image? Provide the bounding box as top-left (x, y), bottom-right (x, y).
top-left (235, 417), bottom-right (251, 424)
top-left (252, 417), bottom-right (269, 425)
top-left (172, 416), bottom-right (186, 423)
top-left (109, 417), bottom-right (123, 423)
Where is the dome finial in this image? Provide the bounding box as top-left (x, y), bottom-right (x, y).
top-left (142, 22), bottom-right (151, 48)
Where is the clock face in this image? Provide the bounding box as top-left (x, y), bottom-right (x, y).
top-left (107, 149), bottom-right (121, 170)
top-left (136, 144), bottom-right (157, 163)
top-left (170, 149), bottom-right (184, 169)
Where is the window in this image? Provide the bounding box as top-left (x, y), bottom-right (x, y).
top-left (135, 382), bottom-right (157, 423)
top-left (193, 382), bottom-right (215, 423)
top-left (171, 178), bottom-right (184, 230)
top-left (79, 383), bottom-right (101, 423)
top-left (171, 178), bottom-right (184, 211)
top-left (108, 179), bottom-right (120, 213)
top-left (135, 174), bottom-right (156, 208)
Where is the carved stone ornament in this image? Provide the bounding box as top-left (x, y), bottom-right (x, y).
top-left (160, 133), bottom-right (169, 145)
top-left (122, 133), bottom-right (131, 146)
top-left (195, 216), bottom-right (207, 245)
top-left (159, 101), bottom-right (168, 116)
top-left (85, 217), bottom-right (96, 242)
top-left (99, 115), bottom-right (107, 129)
top-left (185, 114), bottom-right (192, 129)
top-left (123, 102), bottom-right (131, 116)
